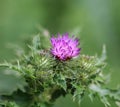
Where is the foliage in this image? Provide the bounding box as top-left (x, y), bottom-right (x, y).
top-left (0, 32), bottom-right (120, 107)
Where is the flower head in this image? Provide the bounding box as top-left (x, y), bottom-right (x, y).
top-left (50, 33), bottom-right (81, 61)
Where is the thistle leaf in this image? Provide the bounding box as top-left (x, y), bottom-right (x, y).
top-left (0, 70), bottom-right (27, 95)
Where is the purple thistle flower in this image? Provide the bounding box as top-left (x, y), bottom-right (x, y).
top-left (50, 33), bottom-right (81, 61)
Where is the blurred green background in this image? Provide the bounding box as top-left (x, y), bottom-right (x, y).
top-left (0, 0), bottom-right (120, 107)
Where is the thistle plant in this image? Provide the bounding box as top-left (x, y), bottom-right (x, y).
top-left (0, 32), bottom-right (120, 107)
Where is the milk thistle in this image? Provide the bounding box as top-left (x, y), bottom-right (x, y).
top-left (0, 32), bottom-right (120, 107)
